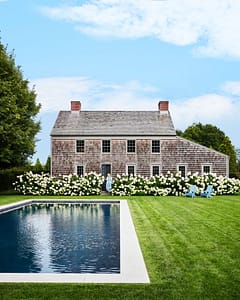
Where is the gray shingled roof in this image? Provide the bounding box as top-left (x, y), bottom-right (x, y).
top-left (51, 111), bottom-right (176, 136)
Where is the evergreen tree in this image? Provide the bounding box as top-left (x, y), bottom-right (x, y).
top-left (33, 158), bottom-right (43, 173)
top-left (44, 156), bottom-right (51, 173)
top-left (0, 39), bottom-right (41, 169)
top-left (235, 148), bottom-right (240, 178)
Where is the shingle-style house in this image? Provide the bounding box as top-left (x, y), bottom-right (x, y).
top-left (51, 101), bottom-right (229, 178)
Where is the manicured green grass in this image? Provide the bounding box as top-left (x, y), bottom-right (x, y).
top-left (0, 194), bottom-right (120, 206)
top-left (0, 195), bottom-right (240, 299)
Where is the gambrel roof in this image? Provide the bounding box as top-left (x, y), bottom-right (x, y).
top-left (51, 110), bottom-right (176, 137)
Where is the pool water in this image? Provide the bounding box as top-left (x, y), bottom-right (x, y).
top-left (0, 203), bottom-right (120, 274)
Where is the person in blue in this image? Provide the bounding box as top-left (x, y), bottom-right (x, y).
top-left (106, 173), bottom-right (112, 193)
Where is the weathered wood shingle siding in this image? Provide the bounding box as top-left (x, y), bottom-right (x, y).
top-left (51, 136), bottom-right (228, 177)
top-left (161, 137), bottom-right (229, 176)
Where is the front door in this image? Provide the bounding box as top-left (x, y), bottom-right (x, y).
top-left (101, 164), bottom-right (111, 190)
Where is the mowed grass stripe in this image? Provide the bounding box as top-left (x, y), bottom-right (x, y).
top-left (128, 196), bottom-right (240, 298)
top-left (129, 198), bottom-right (188, 285)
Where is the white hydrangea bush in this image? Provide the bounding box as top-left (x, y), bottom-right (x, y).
top-left (111, 172), bottom-right (240, 196)
top-left (14, 171), bottom-right (240, 196)
top-left (14, 171), bottom-right (104, 196)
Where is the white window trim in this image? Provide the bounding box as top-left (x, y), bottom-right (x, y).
top-left (176, 164), bottom-right (188, 177)
top-left (126, 139), bottom-right (136, 153)
top-left (102, 139), bottom-right (111, 153)
top-left (76, 140), bottom-right (85, 153)
top-left (75, 165), bottom-right (85, 177)
top-left (151, 164), bottom-right (161, 176)
top-left (151, 140), bottom-right (160, 153)
top-left (201, 164), bottom-right (212, 175)
top-left (126, 164), bottom-right (136, 176)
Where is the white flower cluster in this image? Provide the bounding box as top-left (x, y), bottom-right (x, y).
top-left (13, 171), bottom-right (104, 196)
top-left (13, 171), bottom-right (240, 197)
top-left (111, 172), bottom-right (240, 196)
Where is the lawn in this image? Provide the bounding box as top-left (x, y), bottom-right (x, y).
top-left (0, 195), bottom-right (240, 299)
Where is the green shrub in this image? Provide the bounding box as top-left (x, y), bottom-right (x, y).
top-left (0, 167), bottom-right (30, 191)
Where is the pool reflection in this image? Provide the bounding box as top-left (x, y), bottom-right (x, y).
top-left (0, 203), bottom-right (120, 273)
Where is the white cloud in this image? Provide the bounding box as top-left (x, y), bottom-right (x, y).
top-left (33, 76), bottom-right (237, 123)
top-left (171, 94), bottom-right (235, 130)
top-left (171, 93), bottom-right (240, 146)
top-left (32, 77), bottom-right (96, 112)
top-left (32, 77), bottom-right (159, 112)
top-left (222, 81), bottom-right (240, 96)
top-left (40, 0), bottom-right (240, 58)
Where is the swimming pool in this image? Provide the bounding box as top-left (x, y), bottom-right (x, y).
top-left (0, 201), bottom-right (120, 274)
top-left (0, 200), bottom-right (150, 283)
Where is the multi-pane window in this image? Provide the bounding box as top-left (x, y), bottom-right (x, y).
top-left (203, 165), bottom-right (211, 174)
top-left (127, 165), bottom-right (135, 176)
top-left (178, 165), bottom-right (186, 177)
top-left (127, 140), bottom-right (136, 153)
top-left (77, 165), bottom-right (84, 177)
top-left (76, 140), bottom-right (84, 152)
top-left (152, 140), bottom-right (160, 153)
top-left (152, 165), bottom-right (160, 176)
top-left (102, 140), bottom-right (111, 153)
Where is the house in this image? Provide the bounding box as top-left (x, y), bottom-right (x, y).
top-left (51, 101), bottom-right (229, 178)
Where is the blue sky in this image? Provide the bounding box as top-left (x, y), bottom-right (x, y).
top-left (1, 0), bottom-right (240, 163)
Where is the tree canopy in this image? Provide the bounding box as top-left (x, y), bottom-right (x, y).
top-left (178, 123), bottom-right (237, 177)
top-left (0, 40), bottom-right (41, 169)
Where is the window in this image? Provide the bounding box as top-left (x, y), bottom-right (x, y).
top-left (76, 165), bottom-right (84, 176)
top-left (152, 140), bottom-right (160, 153)
top-left (177, 165), bottom-right (186, 177)
top-left (127, 140), bottom-right (136, 153)
top-left (152, 165), bottom-right (160, 176)
top-left (127, 165), bottom-right (135, 176)
top-left (76, 140), bottom-right (84, 152)
top-left (202, 165), bottom-right (211, 174)
top-left (102, 140), bottom-right (111, 153)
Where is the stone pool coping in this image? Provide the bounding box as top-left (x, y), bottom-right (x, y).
top-left (0, 199), bottom-right (150, 283)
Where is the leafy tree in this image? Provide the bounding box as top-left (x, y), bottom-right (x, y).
top-left (179, 123), bottom-right (237, 176)
top-left (0, 40), bottom-right (41, 169)
top-left (176, 129), bottom-right (183, 136)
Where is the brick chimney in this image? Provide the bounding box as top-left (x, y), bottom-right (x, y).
top-left (71, 101), bottom-right (81, 112)
top-left (158, 101), bottom-right (169, 113)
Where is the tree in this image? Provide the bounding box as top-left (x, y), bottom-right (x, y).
top-left (0, 40), bottom-right (41, 169)
top-left (179, 123), bottom-right (237, 177)
top-left (44, 156), bottom-right (51, 173)
top-left (33, 158), bottom-right (43, 173)
top-left (236, 148), bottom-right (240, 178)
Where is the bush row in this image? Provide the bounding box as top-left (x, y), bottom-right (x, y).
top-left (14, 171), bottom-right (240, 196)
top-left (111, 172), bottom-right (240, 196)
top-left (14, 172), bottom-right (104, 196)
